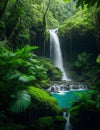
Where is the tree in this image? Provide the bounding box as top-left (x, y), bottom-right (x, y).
top-left (73, 0), bottom-right (100, 8)
top-left (71, 0), bottom-right (100, 51)
top-left (0, 0), bottom-right (9, 19)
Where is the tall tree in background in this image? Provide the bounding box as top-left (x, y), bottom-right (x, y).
top-left (43, 0), bottom-right (51, 55)
top-left (0, 0), bottom-right (9, 19)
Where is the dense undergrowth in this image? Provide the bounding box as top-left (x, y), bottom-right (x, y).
top-left (70, 90), bottom-right (100, 130)
top-left (0, 44), bottom-right (64, 130)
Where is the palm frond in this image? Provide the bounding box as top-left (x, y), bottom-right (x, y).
top-left (11, 90), bottom-right (31, 113)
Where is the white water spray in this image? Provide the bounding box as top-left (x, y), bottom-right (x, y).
top-left (49, 29), bottom-right (70, 81)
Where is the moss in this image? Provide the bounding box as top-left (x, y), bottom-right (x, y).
top-left (27, 87), bottom-right (60, 117)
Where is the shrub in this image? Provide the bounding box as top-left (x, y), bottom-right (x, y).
top-left (70, 91), bottom-right (100, 130)
top-left (0, 123), bottom-right (26, 130)
top-left (54, 116), bottom-right (66, 130)
top-left (33, 116), bottom-right (54, 130)
top-left (39, 57), bottom-right (62, 81)
top-left (0, 45), bottom-right (49, 113)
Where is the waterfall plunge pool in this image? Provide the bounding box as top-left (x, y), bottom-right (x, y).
top-left (51, 90), bottom-right (89, 130)
top-left (51, 90), bottom-right (88, 109)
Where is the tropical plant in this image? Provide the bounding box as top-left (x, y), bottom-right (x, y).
top-left (70, 90), bottom-right (100, 130)
top-left (0, 44), bottom-right (49, 114)
top-left (0, 43), bottom-right (63, 130)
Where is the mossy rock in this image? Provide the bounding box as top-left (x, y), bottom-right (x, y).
top-left (27, 87), bottom-right (60, 117)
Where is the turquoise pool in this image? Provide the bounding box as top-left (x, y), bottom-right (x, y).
top-left (52, 90), bottom-right (87, 108)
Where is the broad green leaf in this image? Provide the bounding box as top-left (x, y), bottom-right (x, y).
top-left (4, 70), bottom-right (21, 80)
top-left (96, 54), bottom-right (100, 64)
top-left (11, 90), bottom-right (31, 113)
top-left (19, 75), bottom-right (36, 82)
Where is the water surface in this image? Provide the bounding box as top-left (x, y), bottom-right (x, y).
top-left (52, 90), bottom-right (87, 108)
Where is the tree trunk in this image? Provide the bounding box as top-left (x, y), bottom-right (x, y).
top-left (0, 0), bottom-right (9, 20)
top-left (6, 0), bottom-right (21, 39)
top-left (43, 0), bottom-right (51, 56)
top-left (95, 10), bottom-right (100, 49)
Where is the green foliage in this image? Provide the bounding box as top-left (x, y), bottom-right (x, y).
top-left (73, 52), bottom-right (95, 75)
top-left (71, 52), bottom-right (100, 89)
top-left (0, 44), bottom-right (49, 114)
top-left (59, 7), bottom-right (95, 36)
top-left (34, 116), bottom-right (54, 130)
top-left (63, 0), bottom-right (71, 2)
top-left (39, 57), bottom-right (62, 81)
top-left (11, 90), bottom-right (31, 113)
top-left (46, 11), bottom-right (59, 28)
top-left (0, 44), bottom-right (63, 129)
top-left (48, 0), bottom-right (76, 28)
top-left (73, 0), bottom-right (100, 8)
top-left (0, 0), bottom-right (45, 48)
top-left (0, 44), bottom-right (48, 90)
top-left (32, 115), bottom-right (66, 130)
top-left (96, 54), bottom-right (100, 63)
top-left (27, 86), bottom-right (60, 117)
top-left (72, 91), bottom-right (96, 110)
top-left (70, 91), bottom-right (100, 130)
top-left (64, 0), bottom-right (100, 8)
top-left (74, 52), bottom-right (93, 67)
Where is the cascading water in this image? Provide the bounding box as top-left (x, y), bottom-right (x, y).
top-left (63, 112), bottom-right (72, 130)
top-left (49, 29), bottom-right (70, 81)
top-left (49, 29), bottom-right (72, 130)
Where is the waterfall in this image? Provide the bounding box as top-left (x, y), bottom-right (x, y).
top-left (63, 112), bottom-right (72, 130)
top-left (49, 29), bottom-right (70, 81)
